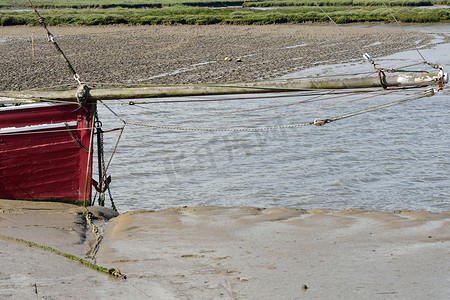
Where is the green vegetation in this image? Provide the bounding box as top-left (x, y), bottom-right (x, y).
top-left (244, 0), bottom-right (450, 8)
top-left (2, 0), bottom-right (244, 9)
top-left (1, 0), bottom-right (449, 25)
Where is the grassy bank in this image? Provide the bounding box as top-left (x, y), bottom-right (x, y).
top-left (1, 0), bottom-right (449, 25)
top-left (2, 0), bottom-right (449, 9)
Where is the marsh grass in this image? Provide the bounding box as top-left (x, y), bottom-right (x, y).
top-left (1, 0), bottom-right (449, 25)
top-left (244, 0), bottom-right (450, 8)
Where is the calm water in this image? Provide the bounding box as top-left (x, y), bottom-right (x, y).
top-left (97, 28), bottom-right (449, 213)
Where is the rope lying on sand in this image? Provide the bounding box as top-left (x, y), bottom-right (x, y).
top-left (0, 233), bottom-right (126, 279)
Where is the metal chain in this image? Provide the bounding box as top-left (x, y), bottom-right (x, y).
top-left (124, 121), bottom-right (313, 132)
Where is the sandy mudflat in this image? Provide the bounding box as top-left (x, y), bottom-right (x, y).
top-left (1, 24), bottom-right (450, 299)
top-left (1, 24), bottom-right (448, 91)
top-left (0, 200), bottom-right (449, 299)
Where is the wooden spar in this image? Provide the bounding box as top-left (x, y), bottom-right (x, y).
top-left (1, 72), bottom-right (439, 103)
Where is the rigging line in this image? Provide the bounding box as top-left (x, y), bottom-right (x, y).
top-left (124, 89), bottom-right (382, 106)
top-left (382, 1), bottom-right (429, 65)
top-left (328, 88), bottom-right (434, 122)
top-left (136, 89), bottom-right (382, 125)
top-left (103, 125), bottom-right (126, 177)
top-left (312, 0), bottom-right (366, 57)
top-left (284, 71), bottom-right (376, 81)
top-left (27, 0), bottom-right (81, 84)
top-left (83, 104), bottom-right (96, 207)
top-left (222, 90), bottom-right (396, 125)
top-left (24, 84), bottom-right (79, 91)
top-left (128, 93), bottom-right (299, 105)
top-left (188, 92), bottom-right (340, 125)
top-left (174, 92), bottom-right (336, 122)
top-left (372, 62), bottom-right (434, 74)
top-left (121, 91), bottom-right (394, 132)
top-left (126, 90), bottom-right (332, 105)
top-left (185, 90), bottom-right (390, 129)
top-left (99, 100), bottom-right (127, 124)
top-left (0, 234), bottom-right (126, 279)
top-left (248, 62), bottom-right (430, 82)
top-left (179, 90), bottom-right (394, 127)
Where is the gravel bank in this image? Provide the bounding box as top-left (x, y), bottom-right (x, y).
top-left (0, 24), bottom-right (444, 91)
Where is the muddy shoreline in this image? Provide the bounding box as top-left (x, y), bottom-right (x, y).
top-left (1, 200), bottom-right (449, 299)
top-left (1, 24), bottom-right (447, 91)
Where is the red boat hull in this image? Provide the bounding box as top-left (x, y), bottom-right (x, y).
top-left (0, 103), bottom-right (94, 203)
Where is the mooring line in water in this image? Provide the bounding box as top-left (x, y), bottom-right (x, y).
top-left (0, 234), bottom-right (126, 279)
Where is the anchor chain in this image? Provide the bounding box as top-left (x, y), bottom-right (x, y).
top-left (93, 112), bottom-right (118, 211)
top-left (84, 209), bottom-right (103, 259)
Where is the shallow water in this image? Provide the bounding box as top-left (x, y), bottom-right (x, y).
top-left (97, 26), bottom-right (449, 213)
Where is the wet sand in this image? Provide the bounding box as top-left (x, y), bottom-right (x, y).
top-left (1, 24), bottom-right (448, 91)
top-left (1, 200), bottom-right (449, 299)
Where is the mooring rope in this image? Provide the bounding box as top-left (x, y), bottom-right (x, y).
top-left (0, 233), bottom-right (126, 279)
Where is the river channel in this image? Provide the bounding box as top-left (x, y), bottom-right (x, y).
top-left (97, 24), bottom-right (449, 213)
